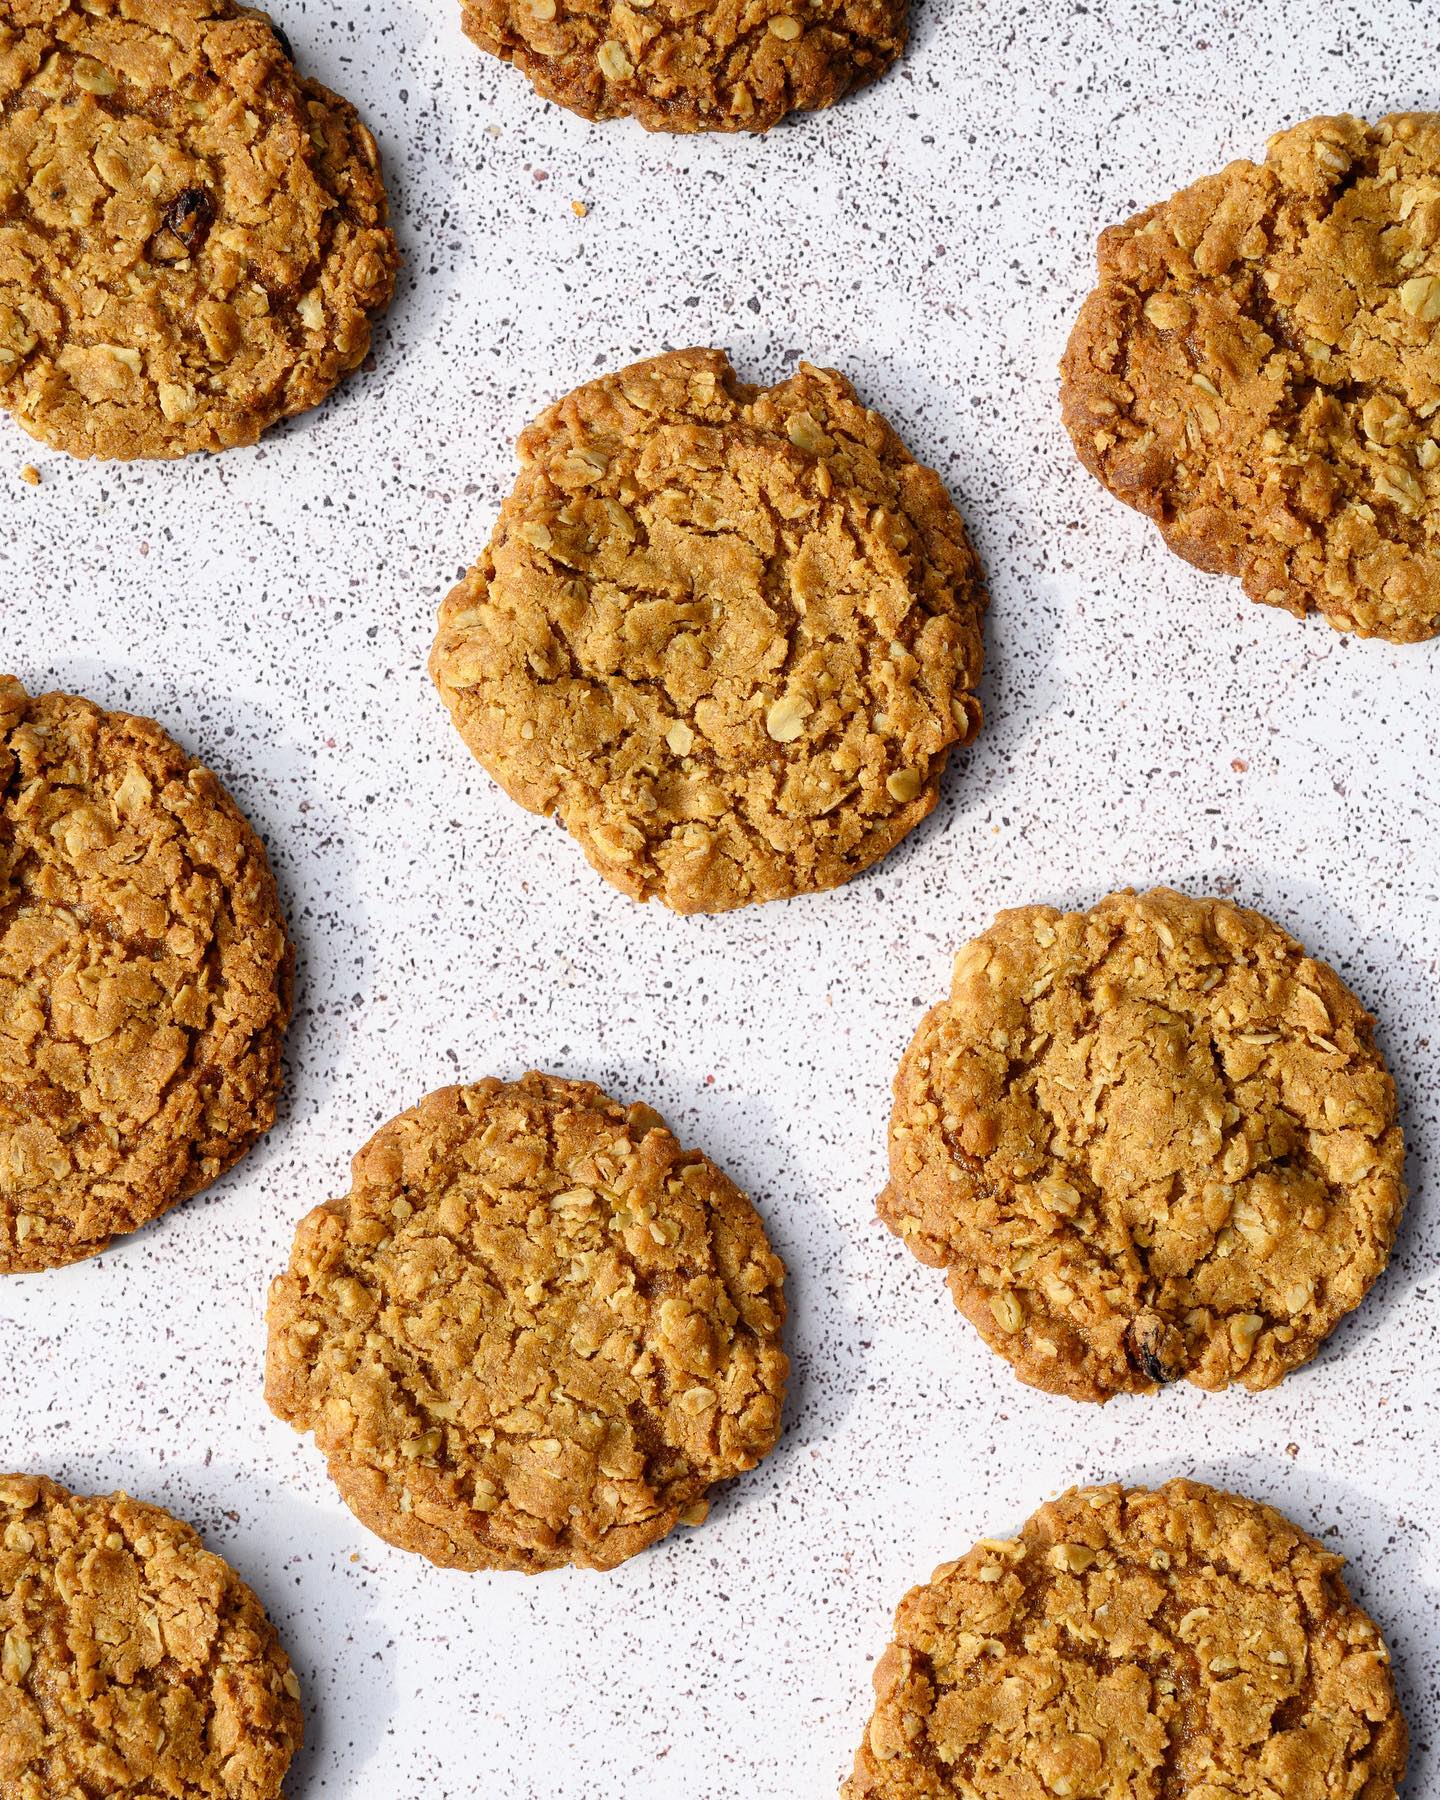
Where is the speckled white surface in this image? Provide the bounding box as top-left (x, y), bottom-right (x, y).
top-left (3, 0), bottom-right (1439, 1793)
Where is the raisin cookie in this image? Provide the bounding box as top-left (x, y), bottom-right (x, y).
top-left (430, 349), bottom-right (986, 913)
top-left (459, 0), bottom-right (906, 133)
top-left (0, 1473), bottom-right (302, 1798)
top-left (844, 1480), bottom-right (1408, 1800)
top-left (880, 888), bottom-right (1404, 1401)
top-left (0, 677), bottom-right (292, 1272)
top-left (0, 0), bottom-right (399, 459)
top-left (266, 1073), bottom-right (788, 1573)
top-left (1061, 112), bottom-right (1440, 642)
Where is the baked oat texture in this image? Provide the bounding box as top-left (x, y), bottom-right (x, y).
top-left (0, 1473), bottom-right (302, 1800)
top-left (0, 0), bottom-right (399, 460)
top-left (1061, 112), bottom-right (1440, 642)
top-left (0, 676), bottom-right (292, 1273)
top-left (880, 888), bottom-right (1405, 1402)
top-left (843, 1479), bottom-right (1408, 1800)
top-left (430, 348), bottom-right (986, 914)
top-left (459, 0), bottom-right (907, 133)
top-left (265, 1072), bottom-right (788, 1573)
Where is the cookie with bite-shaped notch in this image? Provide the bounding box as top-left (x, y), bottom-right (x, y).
top-left (430, 348), bottom-right (986, 913)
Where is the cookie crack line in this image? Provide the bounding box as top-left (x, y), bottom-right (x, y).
top-left (430, 347), bottom-right (986, 913)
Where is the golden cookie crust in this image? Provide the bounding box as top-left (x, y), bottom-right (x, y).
top-left (880, 888), bottom-right (1405, 1402)
top-left (1061, 112), bottom-right (1440, 643)
top-left (0, 1473), bottom-right (302, 1799)
top-left (0, 0), bottom-right (399, 460)
top-left (459, 0), bottom-right (906, 133)
top-left (0, 677), bottom-right (292, 1273)
top-left (430, 348), bottom-right (986, 914)
top-left (265, 1072), bottom-right (788, 1573)
top-left (843, 1479), bottom-right (1408, 1800)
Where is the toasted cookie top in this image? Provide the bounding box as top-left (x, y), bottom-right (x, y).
top-left (0, 1473), bottom-right (302, 1799)
top-left (880, 888), bottom-right (1404, 1401)
top-left (265, 1073), bottom-right (788, 1573)
top-left (0, 0), bottom-right (398, 459)
top-left (459, 0), bottom-right (907, 132)
top-left (430, 349), bottom-right (986, 913)
top-left (0, 677), bottom-right (292, 1272)
top-left (1061, 112), bottom-right (1440, 642)
top-left (844, 1480), bottom-right (1408, 1800)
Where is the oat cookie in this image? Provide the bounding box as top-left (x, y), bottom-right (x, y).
top-left (0, 1473), bottom-right (302, 1799)
top-left (1061, 113), bottom-right (1440, 642)
top-left (459, 0), bottom-right (906, 133)
top-left (430, 348), bottom-right (986, 913)
top-left (880, 888), bottom-right (1404, 1402)
top-left (0, 677), bottom-right (292, 1272)
top-left (265, 1072), bottom-right (788, 1572)
top-left (0, 0), bottom-right (399, 459)
top-left (844, 1479), bottom-right (1408, 1800)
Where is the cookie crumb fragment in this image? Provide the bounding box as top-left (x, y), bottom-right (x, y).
top-left (19, 464), bottom-right (39, 486)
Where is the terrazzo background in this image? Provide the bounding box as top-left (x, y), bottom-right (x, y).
top-left (4, 0), bottom-right (1440, 1792)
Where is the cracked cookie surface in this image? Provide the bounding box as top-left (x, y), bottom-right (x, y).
top-left (459, 0), bottom-right (906, 133)
top-left (0, 1473), bottom-right (302, 1800)
top-left (843, 1479), bottom-right (1408, 1800)
top-left (0, 0), bottom-right (399, 459)
top-left (0, 676), bottom-right (292, 1273)
top-left (265, 1072), bottom-right (788, 1573)
top-left (430, 348), bottom-right (986, 913)
top-left (1061, 113), bottom-right (1440, 642)
top-left (880, 888), bottom-right (1404, 1402)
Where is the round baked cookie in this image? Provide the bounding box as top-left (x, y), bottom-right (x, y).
top-left (265, 1072), bottom-right (788, 1573)
top-left (0, 0), bottom-right (399, 460)
top-left (1062, 112), bottom-right (1440, 643)
top-left (880, 888), bottom-right (1405, 1401)
top-left (0, 677), bottom-right (292, 1273)
top-left (458, 0), bottom-right (907, 133)
top-left (430, 348), bottom-right (986, 914)
top-left (0, 1473), bottom-right (302, 1799)
top-left (843, 1479), bottom-right (1408, 1800)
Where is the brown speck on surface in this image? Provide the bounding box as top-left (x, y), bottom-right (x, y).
top-left (571, 198), bottom-right (590, 217)
top-left (1231, 757), bottom-right (1248, 772)
top-left (19, 463), bottom-right (39, 485)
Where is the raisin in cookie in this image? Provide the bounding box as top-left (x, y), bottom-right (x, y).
top-left (880, 888), bottom-right (1404, 1401)
top-left (266, 1073), bottom-right (788, 1573)
top-left (0, 0), bottom-right (399, 459)
top-left (459, 0), bottom-right (906, 133)
top-left (844, 1480), bottom-right (1408, 1800)
top-left (1061, 112), bottom-right (1440, 642)
top-left (0, 1474), bottom-right (302, 1798)
top-left (0, 677), bottom-right (292, 1272)
top-left (430, 349), bottom-right (986, 914)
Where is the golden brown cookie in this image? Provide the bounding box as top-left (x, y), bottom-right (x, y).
top-left (0, 0), bottom-right (399, 460)
top-left (1061, 113), bottom-right (1440, 642)
top-left (459, 0), bottom-right (906, 133)
top-left (0, 1473), bottom-right (302, 1798)
top-left (880, 888), bottom-right (1405, 1402)
top-left (265, 1072), bottom-right (788, 1573)
top-left (430, 348), bottom-right (986, 914)
top-left (0, 677), bottom-right (292, 1273)
top-left (843, 1479), bottom-right (1408, 1800)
